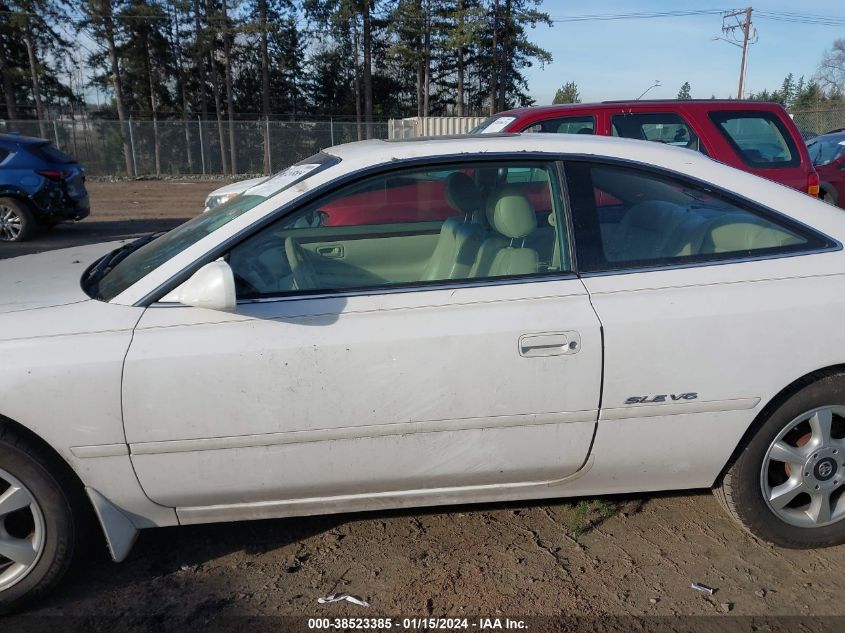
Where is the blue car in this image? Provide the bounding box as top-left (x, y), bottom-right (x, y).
top-left (0, 133), bottom-right (89, 242)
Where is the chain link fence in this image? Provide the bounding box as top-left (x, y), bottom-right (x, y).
top-left (7, 110), bottom-right (842, 178)
top-left (791, 109), bottom-right (845, 136)
top-left (0, 118), bottom-right (389, 178)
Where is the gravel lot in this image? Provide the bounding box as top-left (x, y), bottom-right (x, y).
top-left (4, 181), bottom-right (845, 628)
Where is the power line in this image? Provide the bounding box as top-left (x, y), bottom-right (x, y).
top-left (2, 6), bottom-right (845, 26)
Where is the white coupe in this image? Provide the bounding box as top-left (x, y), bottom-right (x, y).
top-left (2, 134), bottom-right (845, 610)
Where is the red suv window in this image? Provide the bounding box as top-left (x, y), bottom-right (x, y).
top-left (611, 112), bottom-right (703, 153)
top-left (709, 111), bottom-right (799, 169)
top-left (523, 115), bottom-right (595, 135)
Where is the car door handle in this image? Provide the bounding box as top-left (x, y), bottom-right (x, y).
top-left (316, 245), bottom-right (344, 258)
top-left (518, 332), bottom-right (580, 357)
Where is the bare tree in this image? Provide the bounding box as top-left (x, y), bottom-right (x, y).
top-left (169, 1), bottom-right (193, 172)
top-left (817, 38), bottom-right (845, 98)
top-left (258, 0), bottom-right (271, 173)
top-left (422, 0), bottom-right (431, 116)
top-left (193, 0), bottom-right (208, 119)
top-left (488, 0), bottom-right (498, 114)
top-left (205, 0), bottom-right (229, 174)
top-left (22, 23), bottom-right (46, 137)
top-left (222, 0), bottom-right (237, 174)
top-left (351, 14), bottom-right (363, 140)
top-left (142, 30), bottom-right (161, 176)
top-left (362, 0), bottom-right (373, 138)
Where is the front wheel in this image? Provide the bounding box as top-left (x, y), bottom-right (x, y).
top-left (0, 428), bottom-right (77, 613)
top-left (715, 373), bottom-right (845, 548)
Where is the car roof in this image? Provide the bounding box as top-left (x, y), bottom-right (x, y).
top-left (324, 132), bottom-right (714, 175)
top-left (0, 133), bottom-right (49, 146)
top-left (811, 132), bottom-right (845, 142)
top-left (494, 100), bottom-right (787, 118)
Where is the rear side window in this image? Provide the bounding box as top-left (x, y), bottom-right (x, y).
top-left (29, 143), bottom-right (75, 164)
top-left (709, 111), bottom-right (799, 169)
top-left (611, 113), bottom-right (703, 153)
top-left (564, 161), bottom-right (832, 273)
top-left (524, 116), bottom-right (595, 135)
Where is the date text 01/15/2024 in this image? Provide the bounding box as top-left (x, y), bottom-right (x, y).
top-left (307, 617), bottom-right (528, 630)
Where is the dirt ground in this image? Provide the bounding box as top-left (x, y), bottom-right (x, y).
top-left (4, 181), bottom-right (845, 629)
top-left (2, 179), bottom-right (232, 259)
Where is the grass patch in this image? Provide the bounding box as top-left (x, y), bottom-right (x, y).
top-left (568, 498), bottom-right (618, 540)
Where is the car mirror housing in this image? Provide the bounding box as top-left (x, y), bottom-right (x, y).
top-left (161, 259), bottom-right (236, 311)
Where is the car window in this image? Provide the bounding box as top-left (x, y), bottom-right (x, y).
top-left (611, 113), bottom-right (703, 152)
top-left (29, 143), bottom-right (76, 164)
top-left (0, 147), bottom-right (9, 164)
top-left (807, 136), bottom-right (845, 166)
top-left (470, 116), bottom-right (517, 134)
top-left (709, 111), bottom-right (799, 168)
top-left (523, 116), bottom-right (595, 135)
top-left (564, 161), bottom-right (831, 273)
top-left (227, 161), bottom-right (569, 299)
top-left (90, 153), bottom-right (338, 301)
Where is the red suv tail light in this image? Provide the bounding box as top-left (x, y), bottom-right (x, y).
top-left (36, 169), bottom-right (71, 181)
top-left (808, 171), bottom-right (820, 197)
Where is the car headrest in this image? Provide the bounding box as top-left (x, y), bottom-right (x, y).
top-left (487, 187), bottom-right (537, 239)
top-left (444, 172), bottom-right (482, 217)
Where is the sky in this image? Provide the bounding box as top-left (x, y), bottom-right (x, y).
top-left (523, 0), bottom-right (845, 104)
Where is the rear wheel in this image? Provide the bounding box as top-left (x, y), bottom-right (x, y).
top-left (0, 428), bottom-right (77, 613)
top-left (0, 198), bottom-right (35, 242)
top-left (715, 373), bottom-right (845, 548)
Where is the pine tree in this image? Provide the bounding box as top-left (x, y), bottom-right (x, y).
top-left (553, 81), bottom-right (579, 104)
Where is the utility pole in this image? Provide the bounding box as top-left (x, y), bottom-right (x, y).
top-left (720, 7), bottom-right (756, 99)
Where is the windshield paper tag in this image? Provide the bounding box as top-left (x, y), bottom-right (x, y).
top-left (480, 116), bottom-right (516, 134)
top-left (247, 164), bottom-right (322, 197)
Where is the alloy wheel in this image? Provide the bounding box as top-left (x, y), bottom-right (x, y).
top-left (761, 406), bottom-right (845, 528)
top-left (0, 468), bottom-right (45, 592)
top-left (0, 206), bottom-right (23, 242)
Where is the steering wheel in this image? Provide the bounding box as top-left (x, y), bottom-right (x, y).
top-left (284, 237), bottom-right (319, 290)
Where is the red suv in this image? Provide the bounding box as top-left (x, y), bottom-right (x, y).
top-left (472, 100), bottom-right (820, 197)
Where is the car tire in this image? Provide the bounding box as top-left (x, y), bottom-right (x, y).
top-left (715, 372), bottom-right (845, 548)
top-left (0, 198), bottom-right (36, 243)
top-left (0, 426), bottom-right (77, 614)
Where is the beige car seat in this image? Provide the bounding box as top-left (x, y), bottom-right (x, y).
top-left (420, 172), bottom-right (485, 281)
top-left (472, 186), bottom-right (540, 277)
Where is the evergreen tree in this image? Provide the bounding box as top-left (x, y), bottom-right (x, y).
top-left (553, 81), bottom-right (579, 104)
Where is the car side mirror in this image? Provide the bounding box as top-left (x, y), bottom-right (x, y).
top-left (160, 259), bottom-right (236, 311)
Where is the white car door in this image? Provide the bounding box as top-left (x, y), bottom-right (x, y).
top-left (122, 158), bottom-right (603, 516)
top-left (561, 160), bottom-right (842, 494)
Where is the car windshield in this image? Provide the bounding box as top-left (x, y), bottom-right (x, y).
top-left (807, 136), bottom-right (845, 166)
top-left (470, 116), bottom-right (517, 134)
top-left (85, 153), bottom-right (339, 301)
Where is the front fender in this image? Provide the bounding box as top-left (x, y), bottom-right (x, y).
top-left (0, 300), bottom-right (178, 534)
